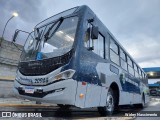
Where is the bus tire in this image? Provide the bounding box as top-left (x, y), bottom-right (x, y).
top-left (140, 94), bottom-right (145, 108)
top-left (98, 88), bottom-right (115, 116)
top-left (57, 104), bottom-right (71, 109)
top-left (134, 94), bottom-right (145, 108)
top-left (36, 101), bottom-right (41, 104)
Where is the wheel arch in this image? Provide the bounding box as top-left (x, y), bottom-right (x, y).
top-left (109, 82), bottom-right (120, 106)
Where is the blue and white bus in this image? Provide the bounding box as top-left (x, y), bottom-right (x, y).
top-left (13, 5), bottom-right (149, 115)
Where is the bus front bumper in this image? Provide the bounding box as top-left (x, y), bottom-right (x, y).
top-left (13, 79), bottom-right (77, 105)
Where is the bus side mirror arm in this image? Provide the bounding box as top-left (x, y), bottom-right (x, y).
top-left (12, 30), bottom-right (20, 42)
top-left (12, 29), bottom-right (29, 51)
top-left (12, 29), bottom-right (30, 42)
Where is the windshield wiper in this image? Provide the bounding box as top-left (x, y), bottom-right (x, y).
top-left (35, 28), bottom-right (43, 41)
top-left (34, 28), bottom-right (43, 50)
top-left (44, 17), bottom-right (64, 42)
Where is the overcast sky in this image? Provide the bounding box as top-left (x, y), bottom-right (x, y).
top-left (0, 0), bottom-right (160, 68)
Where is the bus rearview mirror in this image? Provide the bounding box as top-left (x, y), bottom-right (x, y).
top-left (91, 26), bottom-right (98, 39)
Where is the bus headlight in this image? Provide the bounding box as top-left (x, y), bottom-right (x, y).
top-left (53, 69), bottom-right (75, 81)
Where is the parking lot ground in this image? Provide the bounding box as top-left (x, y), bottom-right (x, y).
top-left (0, 97), bottom-right (159, 120)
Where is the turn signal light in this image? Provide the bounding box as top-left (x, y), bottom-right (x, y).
top-left (79, 93), bottom-right (84, 99)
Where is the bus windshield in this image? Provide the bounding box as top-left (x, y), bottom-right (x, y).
top-left (20, 16), bottom-right (78, 61)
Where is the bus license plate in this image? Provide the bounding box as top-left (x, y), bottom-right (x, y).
top-left (25, 87), bottom-right (34, 94)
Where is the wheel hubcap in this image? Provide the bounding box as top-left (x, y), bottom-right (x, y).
top-left (106, 94), bottom-right (114, 111)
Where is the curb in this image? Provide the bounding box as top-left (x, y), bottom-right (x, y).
top-left (0, 79), bottom-right (14, 82)
top-left (0, 98), bottom-right (56, 107)
top-left (0, 104), bottom-right (56, 107)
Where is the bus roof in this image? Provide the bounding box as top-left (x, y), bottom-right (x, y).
top-left (35, 6), bottom-right (79, 29)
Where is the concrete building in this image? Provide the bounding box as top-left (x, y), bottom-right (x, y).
top-left (0, 39), bottom-right (22, 80)
top-left (143, 67), bottom-right (160, 96)
top-left (0, 39), bottom-right (22, 97)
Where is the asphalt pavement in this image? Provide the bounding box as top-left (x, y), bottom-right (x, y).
top-left (134, 96), bottom-right (160, 120)
top-left (0, 97), bottom-right (159, 120)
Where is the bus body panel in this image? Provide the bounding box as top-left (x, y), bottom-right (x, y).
top-left (99, 86), bottom-right (108, 106)
top-left (75, 81), bottom-right (87, 108)
top-left (84, 83), bottom-right (102, 107)
top-left (95, 62), bottom-right (145, 106)
top-left (14, 79), bottom-right (77, 105)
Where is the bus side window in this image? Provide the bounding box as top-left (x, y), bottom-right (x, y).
top-left (134, 63), bottom-right (139, 78)
top-left (84, 27), bottom-right (91, 48)
top-left (105, 34), bottom-right (109, 60)
top-left (120, 49), bottom-right (127, 71)
top-left (110, 38), bottom-right (120, 65)
top-left (140, 70), bottom-right (143, 80)
top-left (138, 68), bottom-right (142, 79)
top-left (142, 72), bottom-right (146, 83)
top-left (127, 56), bottom-right (134, 76)
top-left (93, 33), bottom-right (105, 58)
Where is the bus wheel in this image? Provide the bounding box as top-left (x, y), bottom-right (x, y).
top-left (140, 94), bottom-right (145, 108)
top-left (36, 101), bottom-right (41, 104)
top-left (57, 104), bottom-right (71, 109)
top-left (134, 94), bottom-right (145, 108)
top-left (98, 88), bottom-right (115, 116)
